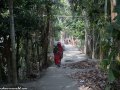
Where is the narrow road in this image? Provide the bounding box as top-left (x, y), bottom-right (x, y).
top-left (62, 44), bottom-right (87, 64)
top-left (22, 44), bottom-right (87, 90)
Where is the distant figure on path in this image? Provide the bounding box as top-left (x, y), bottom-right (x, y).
top-left (53, 42), bottom-right (63, 67)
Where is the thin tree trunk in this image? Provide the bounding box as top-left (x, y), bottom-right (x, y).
top-left (83, 10), bottom-right (89, 56)
top-left (4, 37), bottom-right (12, 83)
top-left (0, 52), bottom-right (2, 83)
top-left (40, 25), bottom-right (46, 70)
top-left (42, 21), bottom-right (50, 68)
top-left (16, 35), bottom-right (20, 80)
top-left (42, 4), bottom-right (51, 68)
top-left (25, 32), bottom-right (30, 76)
top-left (9, 0), bottom-right (17, 85)
top-left (37, 43), bottom-right (40, 70)
top-left (105, 0), bottom-right (108, 20)
top-left (31, 37), bottom-right (35, 63)
top-left (92, 26), bottom-right (95, 59)
top-left (99, 27), bottom-right (102, 60)
top-left (111, 0), bottom-right (116, 22)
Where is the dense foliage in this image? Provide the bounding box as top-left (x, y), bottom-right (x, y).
top-left (0, 0), bottom-right (62, 84)
top-left (68, 0), bottom-right (120, 89)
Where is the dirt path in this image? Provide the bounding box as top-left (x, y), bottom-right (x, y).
top-left (21, 44), bottom-right (88, 90)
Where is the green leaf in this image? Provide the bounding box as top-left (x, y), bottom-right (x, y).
top-left (108, 69), bottom-right (116, 83)
top-left (110, 61), bottom-right (120, 78)
top-left (100, 59), bottom-right (109, 69)
top-left (108, 50), bottom-right (116, 63)
top-left (105, 85), bottom-right (111, 90)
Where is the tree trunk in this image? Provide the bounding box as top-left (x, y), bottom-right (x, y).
top-left (83, 10), bottom-right (89, 57)
top-left (0, 52), bottom-right (2, 83)
top-left (111, 0), bottom-right (117, 22)
top-left (9, 0), bottom-right (17, 85)
top-left (16, 35), bottom-right (20, 80)
top-left (42, 21), bottom-right (50, 68)
top-left (25, 32), bottom-right (30, 76)
top-left (42, 4), bottom-right (51, 68)
top-left (4, 37), bottom-right (12, 83)
top-left (31, 36), bottom-right (36, 63)
top-left (92, 26), bottom-right (95, 59)
top-left (105, 0), bottom-right (108, 20)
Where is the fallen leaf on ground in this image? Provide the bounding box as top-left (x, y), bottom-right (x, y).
top-left (64, 60), bottom-right (107, 90)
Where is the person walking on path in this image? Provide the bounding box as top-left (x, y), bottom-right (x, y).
top-left (53, 42), bottom-right (63, 67)
top-left (57, 42), bottom-right (63, 59)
